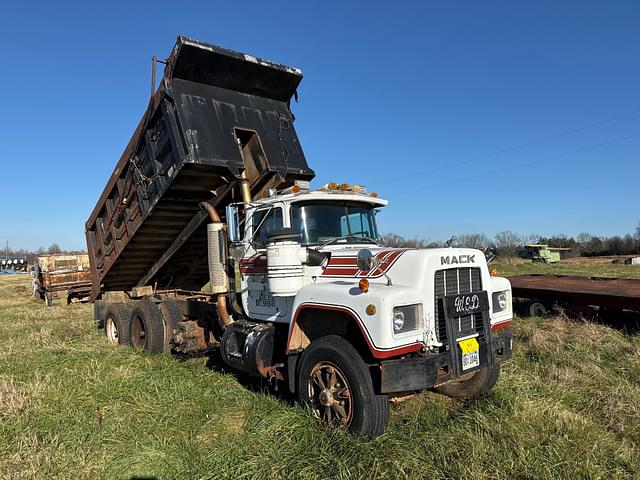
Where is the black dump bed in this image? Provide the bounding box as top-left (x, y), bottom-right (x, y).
top-left (85, 37), bottom-right (315, 300)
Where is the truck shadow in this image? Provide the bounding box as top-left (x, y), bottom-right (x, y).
top-left (201, 350), bottom-right (298, 405)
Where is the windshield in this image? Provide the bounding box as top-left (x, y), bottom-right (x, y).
top-left (290, 201), bottom-right (380, 246)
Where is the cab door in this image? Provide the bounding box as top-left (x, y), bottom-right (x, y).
top-left (240, 205), bottom-right (293, 322)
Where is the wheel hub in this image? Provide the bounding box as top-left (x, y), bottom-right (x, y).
top-left (319, 389), bottom-right (334, 406)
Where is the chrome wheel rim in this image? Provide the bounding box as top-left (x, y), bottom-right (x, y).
top-left (307, 362), bottom-right (353, 427)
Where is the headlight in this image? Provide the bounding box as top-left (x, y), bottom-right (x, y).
top-left (393, 311), bottom-right (405, 331)
top-left (392, 304), bottom-right (422, 333)
top-left (492, 290), bottom-right (510, 313)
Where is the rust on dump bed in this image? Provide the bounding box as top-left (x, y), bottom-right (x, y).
top-left (509, 274), bottom-right (640, 311)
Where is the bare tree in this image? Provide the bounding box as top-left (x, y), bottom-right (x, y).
top-left (48, 243), bottom-right (62, 254)
top-left (380, 233), bottom-right (431, 249)
top-left (576, 232), bottom-right (593, 255)
top-left (494, 231), bottom-right (522, 262)
top-left (455, 233), bottom-right (490, 249)
top-left (521, 234), bottom-right (540, 246)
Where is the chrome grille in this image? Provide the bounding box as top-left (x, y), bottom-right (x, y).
top-left (434, 267), bottom-right (483, 343)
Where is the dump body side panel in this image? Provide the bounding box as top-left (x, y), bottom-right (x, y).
top-left (86, 38), bottom-right (314, 300)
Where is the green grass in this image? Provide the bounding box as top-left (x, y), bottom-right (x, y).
top-left (0, 271), bottom-right (639, 479)
top-left (492, 260), bottom-right (640, 279)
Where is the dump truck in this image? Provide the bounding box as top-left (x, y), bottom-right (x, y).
top-left (86, 36), bottom-right (513, 436)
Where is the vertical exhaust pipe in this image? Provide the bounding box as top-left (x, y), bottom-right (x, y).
top-left (200, 202), bottom-right (234, 327)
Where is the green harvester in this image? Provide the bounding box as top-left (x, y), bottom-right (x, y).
top-left (523, 244), bottom-right (571, 264)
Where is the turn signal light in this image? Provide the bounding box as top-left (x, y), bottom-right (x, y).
top-left (291, 184), bottom-right (301, 193)
top-left (370, 192), bottom-right (378, 198)
top-left (366, 304), bottom-right (376, 315)
top-left (327, 182), bottom-right (338, 190)
top-left (339, 183), bottom-right (351, 191)
top-left (491, 268), bottom-right (498, 276)
top-left (358, 278), bottom-right (369, 293)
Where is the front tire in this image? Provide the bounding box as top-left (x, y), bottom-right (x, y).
top-left (435, 365), bottom-right (500, 399)
top-left (296, 335), bottom-right (389, 437)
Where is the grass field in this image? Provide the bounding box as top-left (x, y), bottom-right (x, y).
top-left (0, 266), bottom-right (639, 479)
top-left (492, 259), bottom-right (640, 279)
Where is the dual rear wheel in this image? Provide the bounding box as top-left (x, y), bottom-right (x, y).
top-left (104, 299), bottom-right (178, 353)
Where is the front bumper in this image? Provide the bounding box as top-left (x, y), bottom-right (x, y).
top-left (377, 326), bottom-right (512, 394)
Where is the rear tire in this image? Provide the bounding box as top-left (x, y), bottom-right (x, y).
top-left (296, 335), bottom-right (389, 437)
top-left (128, 299), bottom-right (166, 354)
top-left (159, 300), bottom-right (183, 351)
top-left (435, 365), bottom-right (500, 399)
top-left (104, 303), bottom-right (133, 346)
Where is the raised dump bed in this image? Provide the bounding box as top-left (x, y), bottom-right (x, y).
top-left (85, 37), bottom-right (315, 300)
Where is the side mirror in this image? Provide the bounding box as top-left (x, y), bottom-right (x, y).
top-left (357, 249), bottom-right (376, 273)
top-left (226, 204), bottom-right (241, 242)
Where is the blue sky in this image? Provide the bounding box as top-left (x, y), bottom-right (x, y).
top-left (0, 1), bottom-right (638, 251)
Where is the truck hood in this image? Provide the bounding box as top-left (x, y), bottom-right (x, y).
top-left (317, 246), bottom-right (489, 284)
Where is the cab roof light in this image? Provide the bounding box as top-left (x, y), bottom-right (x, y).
top-left (318, 182), bottom-right (369, 194)
top-left (318, 182), bottom-right (339, 191)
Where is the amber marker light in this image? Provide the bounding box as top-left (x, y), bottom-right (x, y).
top-left (366, 304), bottom-right (376, 315)
top-left (358, 278), bottom-right (369, 293)
top-left (370, 192), bottom-right (378, 198)
top-left (291, 184), bottom-right (301, 193)
top-left (328, 182), bottom-right (338, 190)
top-left (491, 268), bottom-right (498, 276)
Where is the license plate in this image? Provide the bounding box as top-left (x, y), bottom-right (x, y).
top-left (445, 291), bottom-right (489, 318)
top-left (458, 337), bottom-right (480, 371)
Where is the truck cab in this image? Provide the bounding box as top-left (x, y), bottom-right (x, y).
top-left (218, 181), bottom-right (513, 435)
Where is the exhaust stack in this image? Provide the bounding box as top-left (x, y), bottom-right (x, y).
top-left (206, 223), bottom-right (228, 294)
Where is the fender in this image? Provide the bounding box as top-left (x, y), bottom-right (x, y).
top-left (286, 302), bottom-right (423, 360)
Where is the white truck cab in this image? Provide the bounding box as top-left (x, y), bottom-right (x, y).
top-left (218, 181), bottom-right (513, 435)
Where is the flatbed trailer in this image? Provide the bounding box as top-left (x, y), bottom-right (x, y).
top-left (509, 274), bottom-right (640, 316)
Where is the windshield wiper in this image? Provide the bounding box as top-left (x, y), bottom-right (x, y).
top-left (319, 235), bottom-right (379, 248)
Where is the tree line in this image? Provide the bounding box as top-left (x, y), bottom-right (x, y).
top-left (2, 243), bottom-right (83, 265)
top-left (381, 223), bottom-right (640, 258)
